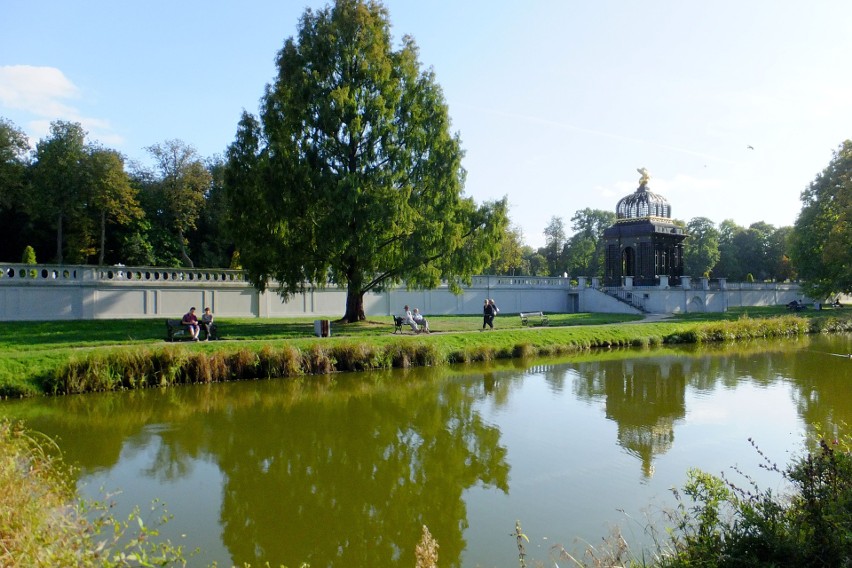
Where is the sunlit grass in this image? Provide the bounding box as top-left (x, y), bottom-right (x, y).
top-left (1, 308), bottom-right (851, 398)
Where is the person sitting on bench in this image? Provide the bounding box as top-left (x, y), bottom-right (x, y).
top-left (182, 307), bottom-right (201, 341)
top-left (200, 307), bottom-right (215, 341)
top-left (412, 308), bottom-right (430, 333)
top-left (402, 305), bottom-right (419, 332)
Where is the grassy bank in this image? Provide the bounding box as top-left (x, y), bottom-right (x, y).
top-left (2, 307), bottom-right (851, 398)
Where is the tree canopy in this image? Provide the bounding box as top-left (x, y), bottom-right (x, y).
top-left (791, 140), bottom-right (852, 300)
top-left (224, 0), bottom-right (507, 321)
top-left (683, 217), bottom-right (720, 277)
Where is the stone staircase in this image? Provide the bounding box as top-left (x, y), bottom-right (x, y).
top-left (603, 288), bottom-right (649, 313)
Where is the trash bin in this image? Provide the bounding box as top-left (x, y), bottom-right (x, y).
top-left (314, 319), bottom-right (331, 337)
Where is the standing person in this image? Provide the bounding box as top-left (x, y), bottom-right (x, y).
top-left (482, 299), bottom-right (494, 330)
top-left (489, 298), bottom-right (499, 320)
top-left (200, 307), bottom-right (215, 341)
top-left (181, 307), bottom-right (200, 341)
top-left (412, 308), bottom-right (429, 333)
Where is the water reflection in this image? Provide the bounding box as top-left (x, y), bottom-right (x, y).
top-left (6, 370), bottom-right (510, 567)
top-left (2, 335), bottom-right (852, 566)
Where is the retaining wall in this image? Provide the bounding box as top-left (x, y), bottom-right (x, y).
top-left (0, 264), bottom-right (808, 321)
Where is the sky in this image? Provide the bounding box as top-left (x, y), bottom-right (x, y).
top-left (3, 1), bottom-right (852, 249)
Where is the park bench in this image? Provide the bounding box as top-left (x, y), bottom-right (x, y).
top-left (165, 319), bottom-right (218, 341)
top-left (519, 311), bottom-right (549, 326)
top-left (392, 315), bottom-right (426, 333)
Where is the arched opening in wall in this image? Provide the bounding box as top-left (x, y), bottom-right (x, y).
top-left (688, 296), bottom-right (705, 313)
top-left (622, 247), bottom-right (636, 278)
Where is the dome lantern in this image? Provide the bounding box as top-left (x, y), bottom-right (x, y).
top-left (615, 168), bottom-right (671, 220)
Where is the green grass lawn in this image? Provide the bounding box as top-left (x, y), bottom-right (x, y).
top-left (0, 311), bottom-right (644, 351)
top-left (0, 306), bottom-right (847, 398)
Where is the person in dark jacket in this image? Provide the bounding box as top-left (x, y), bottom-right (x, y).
top-left (482, 299), bottom-right (494, 330)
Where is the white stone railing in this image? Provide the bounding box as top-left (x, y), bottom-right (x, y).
top-left (95, 266), bottom-right (246, 283)
top-left (471, 275), bottom-right (575, 288)
top-left (0, 263), bottom-right (247, 285)
top-left (1, 264), bottom-right (86, 282)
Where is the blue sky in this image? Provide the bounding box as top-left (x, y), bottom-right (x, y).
top-left (3, 1), bottom-right (852, 248)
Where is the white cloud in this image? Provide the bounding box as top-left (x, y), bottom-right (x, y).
top-left (0, 65), bottom-right (80, 117)
top-left (0, 65), bottom-right (123, 146)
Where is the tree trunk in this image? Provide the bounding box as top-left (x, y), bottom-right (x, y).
top-left (98, 210), bottom-right (106, 266)
top-left (177, 228), bottom-right (194, 268)
top-left (343, 285), bottom-right (366, 323)
top-left (56, 213), bottom-right (63, 264)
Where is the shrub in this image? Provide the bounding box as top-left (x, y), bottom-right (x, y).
top-left (21, 245), bottom-right (36, 264)
top-left (512, 343), bottom-right (536, 358)
top-left (660, 439), bottom-right (852, 567)
top-left (0, 419), bottom-right (187, 566)
top-left (331, 342), bottom-right (384, 371)
top-left (304, 344), bottom-right (334, 374)
top-left (227, 349), bottom-right (258, 380)
top-left (21, 245), bottom-right (36, 278)
top-left (258, 345), bottom-right (303, 378)
top-left (413, 343), bottom-right (441, 366)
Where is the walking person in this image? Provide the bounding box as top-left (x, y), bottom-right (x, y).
top-left (482, 299), bottom-right (494, 330)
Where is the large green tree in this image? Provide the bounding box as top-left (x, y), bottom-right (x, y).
top-left (86, 147), bottom-right (141, 265)
top-left (144, 140), bottom-right (212, 268)
top-left (542, 215), bottom-right (566, 276)
top-left (225, 0), bottom-right (507, 322)
top-left (683, 217), bottom-right (720, 277)
top-left (713, 219), bottom-right (744, 279)
top-left (791, 140), bottom-right (852, 299)
top-left (485, 223), bottom-right (526, 275)
top-left (0, 118), bottom-right (34, 262)
top-left (563, 208), bottom-right (615, 277)
top-left (0, 118), bottom-right (30, 209)
top-left (30, 121), bottom-right (89, 264)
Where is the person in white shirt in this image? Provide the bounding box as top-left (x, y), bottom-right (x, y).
top-left (402, 305), bottom-right (419, 332)
top-left (412, 308), bottom-right (429, 333)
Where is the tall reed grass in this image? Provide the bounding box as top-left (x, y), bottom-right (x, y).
top-left (35, 313), bottom-right (847, 396)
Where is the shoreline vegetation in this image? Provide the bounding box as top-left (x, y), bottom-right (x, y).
top-left (3, 307), bottom-right (852, 566)
top-left (1, 307), bottom-right (850, 399)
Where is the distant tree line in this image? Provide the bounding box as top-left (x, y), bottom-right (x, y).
top-left (484, 210), bottom-right (796, 283)
top-left (3, 112), bottom-right (851, 297)
top-left (0, 118), bottom-right (233, 268)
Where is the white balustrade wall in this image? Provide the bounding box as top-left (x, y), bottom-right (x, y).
top-left (0, 264), bottom-right (807, 321)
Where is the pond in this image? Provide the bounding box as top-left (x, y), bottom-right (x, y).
top-left (2, 334), bottom-right (852, 567)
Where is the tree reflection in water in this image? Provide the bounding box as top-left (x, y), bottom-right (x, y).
top-left (4, 335), bottom-right (852, 566)
top-left (5, 368), bottom-right (509, 567)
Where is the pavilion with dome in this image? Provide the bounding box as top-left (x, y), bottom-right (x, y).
top-left (602, 168), bottom-right (686, 287)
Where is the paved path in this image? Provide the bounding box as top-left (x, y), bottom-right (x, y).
top-left (629, 313), bottom-right (674, 324)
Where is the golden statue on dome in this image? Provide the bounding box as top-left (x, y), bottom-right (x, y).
top-left (637, 167), bottom-right (650, 187)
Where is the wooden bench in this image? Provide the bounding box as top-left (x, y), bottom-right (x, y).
top-left (165, 319), bottom-right (218, 341)
top-left (519, 311), bottom-right (549, 326)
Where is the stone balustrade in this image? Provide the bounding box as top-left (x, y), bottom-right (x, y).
top-left (0, 263), bottom-right (807, 321)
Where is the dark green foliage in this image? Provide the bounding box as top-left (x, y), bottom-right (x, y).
top-left (224, 0), bottom-right (508, 321)
top-left (684, 217), bottom-right (721, 278)
top-left (791, 140), bottom-right (852, 300)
